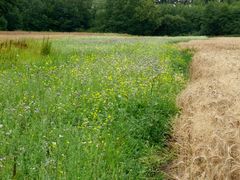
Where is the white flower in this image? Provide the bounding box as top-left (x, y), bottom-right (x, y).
top-left (52, 142), bottom-right (57, 146)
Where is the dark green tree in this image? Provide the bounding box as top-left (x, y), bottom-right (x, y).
top-left (103, 0), bottom-right (158, 35)
top-left (0, 16), bottom-right (7, 30)
top-left (45, 0), bottom-right (92, 31)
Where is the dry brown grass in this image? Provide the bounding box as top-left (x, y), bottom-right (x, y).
top-left (0, 31), bottom-right (127, 41)
top-left (169, 37), bottom-right (240, 180)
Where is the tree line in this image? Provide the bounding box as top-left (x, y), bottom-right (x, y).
top-left (0, 0), bottom-right (239, 35)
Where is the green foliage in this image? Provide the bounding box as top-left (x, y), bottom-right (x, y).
top-left (156, 15), bottom-right (188, 35)
top-left (155, 4), bottom-right (204, 35)
top-left (1, 0), bottom-right (92, 31)
top-left (0, 36), bottom-right (198, 179)
top-left (202, 2), bottom-right (240, 35)
top-left (98, 0), bottom-right (240, 36)
top-left (132, 0), bottom-right (159, 35)
top-left (0, 0), bottom-right (16, 16)
top-left (0, 16), bottom-right (7, 30)
top-left (103, 0), bottom-right (137, 33)
top-left (0, 0), bottom-right (240, 38)
top-left (21, 0), bottom-right (47, 31)
top-left (103, 0), bottom-right (158, 35)
top-left (5, 6), bottom-right (22, 30)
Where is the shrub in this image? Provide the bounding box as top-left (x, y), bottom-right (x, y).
top-left (155, 14), bottom-right (188, 36)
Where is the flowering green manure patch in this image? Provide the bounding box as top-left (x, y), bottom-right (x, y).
top-left (0, 36), bottom-right (197, 179)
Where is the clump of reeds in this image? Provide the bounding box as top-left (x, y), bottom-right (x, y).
top-left (0, 39), bottom-right (28, 50)
top-left (41, 38), bottom-right (52, 56)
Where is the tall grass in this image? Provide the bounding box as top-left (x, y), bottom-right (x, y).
top-left (41, 38), bottom-right (52, 56)
top-left (0, 36), bottom-right (194, 179)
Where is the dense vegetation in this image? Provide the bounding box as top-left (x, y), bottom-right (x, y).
top-left (0, 36), bottom-right (199, 179)
top-left (0, 0), bottom-right (240, 35)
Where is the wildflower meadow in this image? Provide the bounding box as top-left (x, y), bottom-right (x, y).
top-left (0, 36), bottom-right (198, 179)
